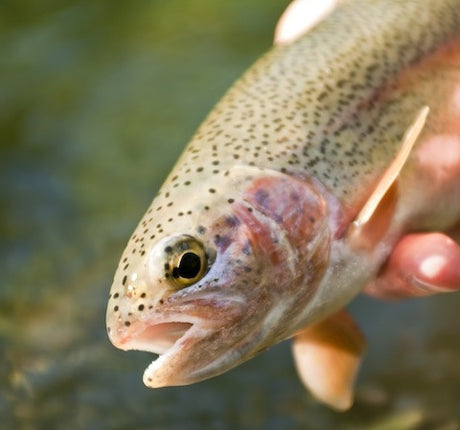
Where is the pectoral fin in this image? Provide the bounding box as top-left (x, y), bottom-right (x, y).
top-left (348, 106), bottom-right (430, 248)
top-left (292, 309), bottom-right (366, 411)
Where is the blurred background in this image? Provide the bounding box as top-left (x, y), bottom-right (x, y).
top-left (0, 1), bottom-right (459, 429)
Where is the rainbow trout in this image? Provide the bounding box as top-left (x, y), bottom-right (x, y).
top-left (106, 0), bottom-right (460, 410)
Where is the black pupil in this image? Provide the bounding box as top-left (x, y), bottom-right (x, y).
top-left (177, 252), bottom-right (202, 279)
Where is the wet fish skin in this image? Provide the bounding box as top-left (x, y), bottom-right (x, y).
top-left (106, 0), bottom-right (460, 394)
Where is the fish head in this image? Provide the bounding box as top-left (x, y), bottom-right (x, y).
top-left (106, 166), bottom-right (331, 387)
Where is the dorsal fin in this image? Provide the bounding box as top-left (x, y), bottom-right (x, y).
top-left (274, 0), bottom-right (342, 46)
top-left (352, 106), bottom-right (430, 231)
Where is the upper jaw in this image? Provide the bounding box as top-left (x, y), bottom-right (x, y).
top-left (109, 312), bottom-right (202, 354)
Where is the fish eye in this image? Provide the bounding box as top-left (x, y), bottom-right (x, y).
top-left (165, 236), bottom-right (209, 288)
top-left (174, 252), bottom-right (202, 279)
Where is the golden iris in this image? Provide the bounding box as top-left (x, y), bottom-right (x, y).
top-left (166, 236), bottom-right (208, 288)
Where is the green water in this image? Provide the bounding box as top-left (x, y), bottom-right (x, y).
top-left (1, 1), bottom-right (459, 429)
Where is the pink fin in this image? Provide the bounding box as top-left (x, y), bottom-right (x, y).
top-left (365, 232), bottom-right (460, 300)
top-left (347, 106), bottom-right (429, 251)
top-left (274, 0), bottom-right (340, 45)
top-left (353, 107), bottom-right (429, 230)
top-left (292, 310), bottom-right (366, 411)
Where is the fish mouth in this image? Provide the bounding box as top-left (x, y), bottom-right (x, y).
top-left (112, 316), bottom-right (209, 388)
top-left (107, 295), bottom-right (248, 388)
top-left (125, 321), bottom-right (194, 355)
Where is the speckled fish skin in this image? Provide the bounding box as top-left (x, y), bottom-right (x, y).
top-left (107, 0), bottom-right (460, 388)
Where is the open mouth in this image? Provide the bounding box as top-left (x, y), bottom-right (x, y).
top-left (112, 319), bottom-right (201, 387)
top-left (127, 322), bottom-right (194, 355)
top-left (108, 296), bottom-right (245, 387)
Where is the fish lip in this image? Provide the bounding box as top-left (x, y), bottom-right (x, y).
top-left (113, 312), bottom-right (204, 352)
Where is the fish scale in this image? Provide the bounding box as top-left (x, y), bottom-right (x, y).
top-left (107, 0), bottom-right (460, 409)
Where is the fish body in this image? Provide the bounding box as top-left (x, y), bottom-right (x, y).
top-left (106, 0), bottom-right (460, 409)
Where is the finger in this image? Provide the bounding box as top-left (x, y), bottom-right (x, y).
top-left (364, 232), bottom-right (460, 300)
